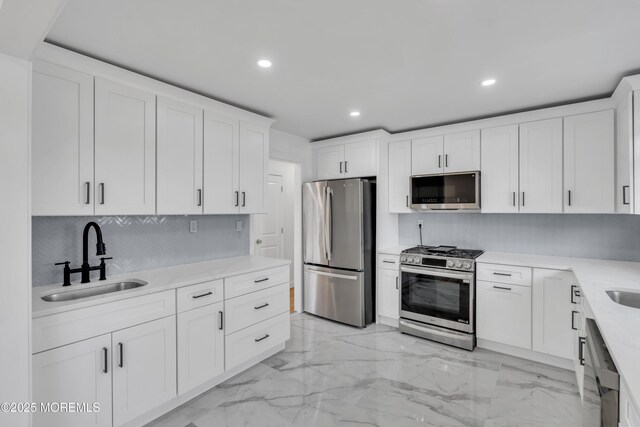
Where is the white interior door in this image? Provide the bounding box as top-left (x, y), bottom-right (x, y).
top-left (255, 174), bottom-right (284, 258)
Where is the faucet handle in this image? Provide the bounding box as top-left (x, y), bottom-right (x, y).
top-left (100, 257), bottom-right (113, 262)
top-left (55, 261), bottom-right (70, 267)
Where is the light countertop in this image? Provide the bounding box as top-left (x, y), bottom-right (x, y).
top-left (33, 255), bottom-right (290, 318)
top-left (478, 251), bottom-right (640, 409)
top-left (378, 245), bottom-right (412, 255)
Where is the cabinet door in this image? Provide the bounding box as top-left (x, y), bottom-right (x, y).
top-left (616, 97), bottom-right (633, 213)
top-left (519, 118), bottom-right (563, 213)
top-left (388, 140), bottom-right (412, 213)
top-left (32, 61), bottom-right (94, 216)
top-left (480, 125), bottom-right (519, 213)
top-left (112, 316), bottom-right (176, 426)
top-left (573, 305), bottom-right (585, 400)
top-left (94, 78), bottom-right (156, 215)
top-left (157, 97), bottom-right (203, 215)
top-left (177, 302), bottom-right (224, 395)
top-left (412, 135), bottom-right (443, 175)
top-left (532, 269), bottom-right (573, 359)
top-left (443, 130), bottom-right (480, 172)
top-left (33, 334), bottom-right (112, 427)
top-left (316, 144), bottom-right (345, 180)
top-left (344, 139), bottom-right (377, 178)
top-left (239, 121), bottom-right (269, 214)
top-left (203, 110), bottom-right (240, 214)
top-left (377, 268), bottom-right (399, 320)
top-left (564, 110), bottom-right (614, 213)
top-left (477, 281), bottom-right (531, 349)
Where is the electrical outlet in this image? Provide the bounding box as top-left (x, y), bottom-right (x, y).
top-left (236, 220), bottom-right (243, 232)
top-left (189, 220), bottom-right (198, 233)
top-left (417, 219), bottom-right (424, 227)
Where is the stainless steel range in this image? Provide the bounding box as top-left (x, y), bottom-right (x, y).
top-left (399, 245), bottom-right (483, 351)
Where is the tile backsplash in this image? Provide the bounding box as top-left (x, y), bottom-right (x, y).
top-left (32, 215), bottom-right (249, 286)
top-left (398, 213), bottom-right (640, 261)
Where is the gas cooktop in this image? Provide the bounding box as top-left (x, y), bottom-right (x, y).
top-left (402, 245), bottom-right (484, 259)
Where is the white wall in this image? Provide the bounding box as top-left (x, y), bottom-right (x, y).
top-left (269, 128), bottom-right (312, 182)
top-left (0, 53), bottom-right (32, 427)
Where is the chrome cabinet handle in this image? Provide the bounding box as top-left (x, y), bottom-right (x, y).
top-left (85, 182), bottom-right (91, 205)
top-left (623, 185), bottom-right (630, 205)
top-left (578, 337), bottom-right (585, 366)
top-left (512, 192), bottom-right (516, 207)
top-left (345, 161), bottom-right (348, 173)
top-left (571, 311), bottom-right (578, 330)
top-left (197, 189), bottom-right (202, 207)
top-left (100, 183), bottom-right (105, 205)
top-left (103, 347), bottom-right (108, 374)
top-left (493, 285), bottom-right (512, 291)
top-left (254, 277), bottom-right (269, 283)
top-left (235, 191), bottom-right (239, 207)
top-left (395, 276), bottom-right (399, 290)
top-left (382, 260), bottom-right (395, 264)
top-left (568, 190), bottom-right (572, 207)
top-left (192, 291), bottom-right (213, 299)
top-left (255, 334), bottom-right (270, 342)
top-left (522, 191), bottom-right (525, 207)
top-left (254, 303), bottom-right (269, 310)
top-left (339, 161), bottom-right (343, 173)
top-left (118, 342), bottom-right (124, 368)
top-left (493, 272), bottom-right (512, 277)
top-left (571, 285), bottom-right (578, 304)
top-left (438, 155), bottom-right (441, 168)
top-left (218, 311), bottom-right (224, 330)
top-left (242, 191), bottom-right (246, 207)
top-left (445, 154), bottom-right (449, 168)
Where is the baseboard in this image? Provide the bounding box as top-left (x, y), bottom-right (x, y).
top-left (123, 342), bottom-right (286, 427)
top-left (378, 315), bottom-right (399, 328)
top-left (477, 338), bottom-right (574, 370)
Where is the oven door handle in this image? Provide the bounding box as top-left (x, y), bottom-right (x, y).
top-left (400, 265), bottom-right (473, 281)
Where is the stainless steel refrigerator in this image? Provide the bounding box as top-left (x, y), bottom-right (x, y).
top-left (303, 178), bottom-right (375, 327)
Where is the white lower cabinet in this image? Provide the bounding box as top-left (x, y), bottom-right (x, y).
top-left (532, 269), bottom-right (574, 359)
top-left (620, 379), bottom-right (640, 427)
top-left (572, 285), bottom-right (586, 399)
top-left (177, 302), bottom-right (224, 395)
top-left (377, 267), bottom-right (399, 320)
top-left (33, 334), bottom-right (113, 427)
top-left (477, 280), bottom-right (532, 349)
top-left (112, 316), bottom-right (177, 426)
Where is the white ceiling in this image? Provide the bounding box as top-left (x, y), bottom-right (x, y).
top-left (46, 0), bottom-right (640, 140)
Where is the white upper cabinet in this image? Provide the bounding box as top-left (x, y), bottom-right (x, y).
top-left (156, 97), bottom-right (203, 215)
top-left (94, 78), bottom-right (156, 215)
top-left (32, 61), bottom-right (94, 216)
top-left (411, 135), bottom-right (443, 175)
top-left (616, 95), bottom-right (633, 213)
top-left (316, 144), bottom-right (345, 179)
top-left (314, 139), bottom-right (377, 180)
top-left (239, 122), bottom-right (269, 214)
top-left (344, 139), bottom-right (377, 178)
top-left (480, 125), bottom-right (519, 213)
top-left (388, 140), bottom-right (412, 213)
top-left (519, 118), bottom-right (563, 213)
top-left (203, 110), bottom-right (240, 214)
top-left (563, 110), bottom-right (614, 213)
top-left (443, 130), bottom-right (480, 172)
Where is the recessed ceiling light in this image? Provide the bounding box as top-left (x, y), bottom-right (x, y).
top-left (257, 59), bottom-right (272, 68)
top-left (350, 111), bottom-right (361, 117)
top-left (481, 79), bottom-right (496, 86)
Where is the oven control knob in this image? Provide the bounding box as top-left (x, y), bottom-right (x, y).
top-left (400, 256), bottom-right (407, 262)
top-left (447, 260), bottom-right (454, 267)
top-left (455, 261), bottom-right (462, 268)
top-left (463, 262), bottom-right (471, 269)
top-left (409, 257), bottom-right (417, 263)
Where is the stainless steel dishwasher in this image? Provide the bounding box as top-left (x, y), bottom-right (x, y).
top-left (584, 318), bottom-right (619, 427)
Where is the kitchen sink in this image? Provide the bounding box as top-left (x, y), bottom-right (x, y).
top-left (606, 290), bottom-right (640, 309)
top-left (41, 280), bottom-right (148, 302)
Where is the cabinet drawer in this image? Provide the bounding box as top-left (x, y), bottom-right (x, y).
top-left (225, 283), bottom-right (289, 335)
top-left (225, 312), bottom-right (290, 370)
top-left (225, 266), bottom-right (289, 299)
top-left (176, 279), bottom-right (223, 313)
top-left (377, 254), bottom-right (400, 270)
top-left (477, 263), bottom-right (532, 286)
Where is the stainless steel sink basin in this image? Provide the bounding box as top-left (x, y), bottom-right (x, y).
top-left (606, 290), bottom-right (640, 309)
top-left (41, 280), bottom-right (148, 302)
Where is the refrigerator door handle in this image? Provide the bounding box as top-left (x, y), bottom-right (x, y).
top-left (324, 186), bottom-right (333, 261)
top-left (305, 267), bottom-right (358, 281)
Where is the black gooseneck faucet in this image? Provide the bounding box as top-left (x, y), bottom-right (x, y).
top-left (55, 222), bottom-right (112, 286)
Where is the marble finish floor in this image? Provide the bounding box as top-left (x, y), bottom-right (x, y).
top-left (147, 313), bottom-right (597, 427)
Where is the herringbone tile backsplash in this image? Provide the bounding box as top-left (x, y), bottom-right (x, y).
top-left (33, 215), bottom-right (249, 286)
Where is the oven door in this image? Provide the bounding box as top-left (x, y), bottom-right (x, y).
top-left (400, 265), bottom-right (474, 333)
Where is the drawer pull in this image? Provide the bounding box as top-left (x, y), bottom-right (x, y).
top-left (493, 285), bottom-right (512, 291)
top-left (382, 260), bottom-right (396, 264)
top-left (254, 303), bottom-right (270, 310)
top-left (571, 285), bottom-right (578, 304)
top-left (254, 278), bottom-right (269, 283)
top-left (192, 291), bottom-right (213, 299)
top-left (255, 334), bottom-right (270, 342)
top-left (493, 272), bottom-right (512, 277)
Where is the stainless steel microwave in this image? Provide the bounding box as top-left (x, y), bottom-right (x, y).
top-left (410, 171), bottom-right (480, 210)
